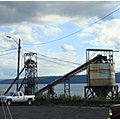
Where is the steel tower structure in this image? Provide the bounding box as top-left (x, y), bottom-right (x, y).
top-left (24, 52), bottom-right (38, 95)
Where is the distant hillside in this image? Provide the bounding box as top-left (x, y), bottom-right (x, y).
top-left (0, 73), bottom-right (120, 84)
top-left (0, 75), bottom-right (87, 84)
top-left (39, 75), bottom-right (87, 84)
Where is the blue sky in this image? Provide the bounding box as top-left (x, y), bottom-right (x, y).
top-left (0, 1), bottom-right (120, 79)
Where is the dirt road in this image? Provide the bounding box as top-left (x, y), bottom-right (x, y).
top-left (0, 105), bottom-right (108, 119)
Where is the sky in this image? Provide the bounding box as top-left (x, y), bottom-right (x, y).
top-left (0, 1), bottom-right (120, 79)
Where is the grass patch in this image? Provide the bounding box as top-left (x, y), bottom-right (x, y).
top-left (34, 94), bottom-right (120, 107)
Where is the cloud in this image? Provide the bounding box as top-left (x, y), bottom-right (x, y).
top-left (78, 32), bottom-right (93, 38)
top-left (41, 26), bottom-right (62, 36)
top-left (0, 35), bottom-right (12, 49)
top-left (62, 44), bottom-right (76, 52)
top-left (10, 24), bottom-right (36, 43)
top-left (88, 19), bottom-right (120, 47)
top-left (36, 14), bottom-right (70, 25)
top-left (0, 23), bottom-right (61, 45)
top-left (0, 1), bottom-right (119, 79)
top-left (37, 49), bottom-right (80, 76)
top-left (0, 48), bottom-right (18, 79)
top-left (0, 23), bottom-right (38, 44)
top-left (0, 1), bottom-right (118, 25)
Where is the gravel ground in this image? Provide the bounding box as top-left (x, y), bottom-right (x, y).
top-left (0, 105), bottom-right (109, 119)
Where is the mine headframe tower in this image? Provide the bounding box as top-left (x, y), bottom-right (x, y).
top-left (24, 52), bottom-right (38, 95)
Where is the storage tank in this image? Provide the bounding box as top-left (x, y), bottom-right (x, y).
top-left (85, 49), bottom-right (118, 98)
top-left (89, 63), bottom-right (115, 86)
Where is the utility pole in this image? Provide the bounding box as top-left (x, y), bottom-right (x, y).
top-left (17, 39), bottom-right (21, 91)
top-left (5, 36), bottom-right (21, 91)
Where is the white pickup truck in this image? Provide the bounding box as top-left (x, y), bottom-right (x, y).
top-left (0, 91), bottom-right (35, 106)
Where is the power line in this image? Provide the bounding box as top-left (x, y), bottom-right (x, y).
top-left (21, 49), bottom-right (120, 76)
top-left (20, 49), bottom-right (120, 80)
top-left (0, 51), bottom-right (17, 56)
top-left (21, 49), bottom-right (78, 67)
top-left (37, 56), bottom-right (76, 68)
top-left (38, 53), bottom-right (80, 65)
top-left (23, 7), bottom-right (120, 46)
top-left (0, 48), bottom-right (17, 52)
top-left (22, 49), bottom-right (80, 66)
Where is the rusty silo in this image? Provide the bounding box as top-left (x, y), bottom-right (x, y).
top-left (85, 49), bottom-right (118, 98)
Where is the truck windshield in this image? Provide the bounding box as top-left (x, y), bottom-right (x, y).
top-left (13, 92), bottom-right (19, 96)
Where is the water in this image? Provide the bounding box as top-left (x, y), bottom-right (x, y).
top-left (0, 83), bottom-right (120, 97)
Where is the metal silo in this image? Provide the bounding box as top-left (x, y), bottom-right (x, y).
top-left (85, 49), bottom-right (118, 98)
top-left (89, 63), bottom-right (115, 86)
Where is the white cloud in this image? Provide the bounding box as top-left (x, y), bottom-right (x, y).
top-left (0, 56), bottom-right (16, 68)
top-left (114, 52), bottom-right (120, 72)
top-left (79, 19), bottom-right (120, 48)
top-left (10, 24), bottom-right (36, 43)
top-left (0, 49), bottom-right (18, 79)
top-left (78, 32), bottom-right (92, 38)
top-left (77, 18), bottom-right (120, 74)
top-left (37, 50), bottom-right (80, 76)
top-left (62, 44), bottom-right (76, 52)
top-left (36, 14), bottom-right (70, 25)
top-left (41, 25), bottom-right (62, 36)
top-left (0, 35), bottom-right (12, 49)
top-left (0, 1), bottom-right (117, 25)
top-left (93, 22), bottom-right (120, 47)
top-left (73, 17), bottom-right (89, 26)
top-left (0, 1), bottom-right (119, 79)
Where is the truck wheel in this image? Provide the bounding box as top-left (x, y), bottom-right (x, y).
top-left (27, 99), bottom-right (32, 105)
top-left (7, 100), bottom-right (12, 106)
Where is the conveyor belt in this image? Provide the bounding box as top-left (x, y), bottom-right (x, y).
top-left (35, 55), bottom-right (107, 95)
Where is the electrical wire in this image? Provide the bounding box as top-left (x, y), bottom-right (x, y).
top-left (21, 48), bottom-right (120, 81)
top-left (38, 53), bottom-right (80, 65)
top-left (21, 49), bottom-right (119, 77)
top-left (20, 50), bottom-right (73, 67)
top-left (21, 49), bottom-right (79, 68)
top-left (37, 56), bottom-right (76, 68)
top-left (22, 49), bottom-right (116, 79)
top-left (23, 7), bottom-right (120, 46)
top-left (0, 51), bottom-right (17, 56)
top-left (21, 50), bottom-right (76, 68)
top-left (0, 48), bottom-right (17, 52)
top-left (22, 49), bottom-right (80, 66)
